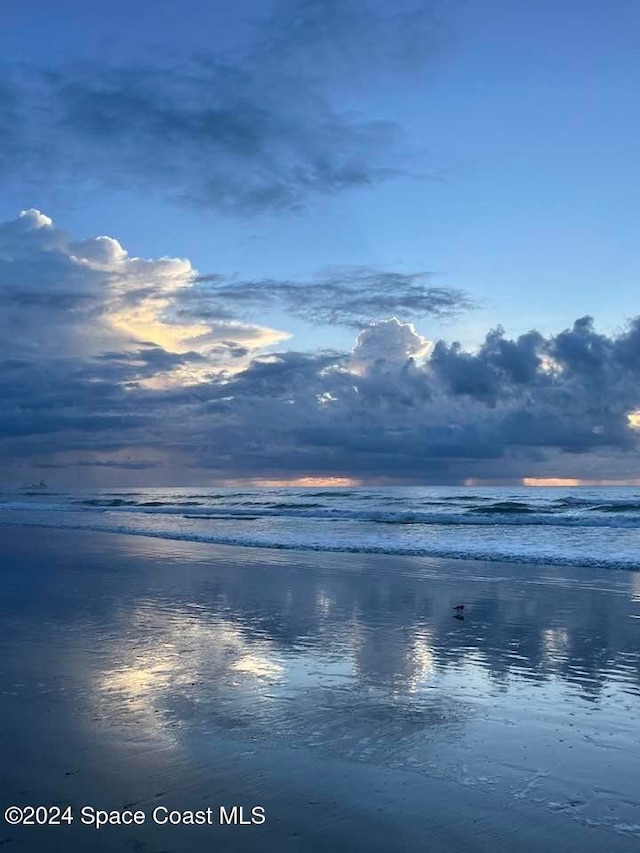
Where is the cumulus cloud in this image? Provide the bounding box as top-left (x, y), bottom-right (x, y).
top-left (351, 317), bottom-right (432, 369)
top-left (175, 315), bottom-right (640, 482)
top-left (0, 208), bottom-right (285, 366)
top-left (0, 0), bottom-right (444, 213)
top-left (1, 210), bottom-right (640, 484)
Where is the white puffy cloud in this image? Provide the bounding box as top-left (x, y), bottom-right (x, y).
top-left (350, 317), bottom-right (432, 371)
top-left (0, 209), bottom-right (286, 373)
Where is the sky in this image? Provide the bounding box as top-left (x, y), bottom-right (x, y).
top-left (1, 0), bottom-right (640, 486)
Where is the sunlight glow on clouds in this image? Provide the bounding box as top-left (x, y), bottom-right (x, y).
top-left (522, 478), bottom-right (640, 486)
top-left (1, 209), bottom-right (287, 385)
top-left (227, 476), bottom-right (361, 488)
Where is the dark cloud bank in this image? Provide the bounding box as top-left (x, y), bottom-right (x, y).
top-left (182, 316), bottom-right (640, 483)
top-left (1, 211), bottom-right (639, 484)
top-left (4, 311), bottom-right (640, 484)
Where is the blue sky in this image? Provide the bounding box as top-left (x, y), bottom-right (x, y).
top-left (1, 0), bottom-right (640, 484)
top-left (2, 0), bottom-right (639, 347)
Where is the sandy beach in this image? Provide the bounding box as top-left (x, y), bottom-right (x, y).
top-left (1, 525), bottom-right (639, 852)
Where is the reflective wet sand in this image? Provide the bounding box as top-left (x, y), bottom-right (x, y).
top-left (1, 527), bottom-right (639, 851)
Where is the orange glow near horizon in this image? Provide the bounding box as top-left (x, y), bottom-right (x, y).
top-left (220, 476), bottom-right (360, 488)
top-left (522, 478), bottom-right (582, 487)
top-left (522, 477), bottom-right (640, 486)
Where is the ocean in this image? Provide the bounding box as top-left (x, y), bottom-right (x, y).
top-left (1, 485), bottom-right (639, 570)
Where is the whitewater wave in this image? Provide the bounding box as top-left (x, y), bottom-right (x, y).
top-left (1, 517), bottom-right (638, 571)
top-left (2, 485), bottom-right (638, 572)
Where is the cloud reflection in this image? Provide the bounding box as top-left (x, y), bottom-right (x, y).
top-left (3, 528), bottom-right (640, 835)
top-left (86, 536), bottom-right (640, 761)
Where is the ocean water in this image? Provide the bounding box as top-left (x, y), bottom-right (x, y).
top-left (1, 485), bottom-right (639, 570)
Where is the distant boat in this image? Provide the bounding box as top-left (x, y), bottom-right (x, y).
top-left (21, 479), bottom-right (48, 491)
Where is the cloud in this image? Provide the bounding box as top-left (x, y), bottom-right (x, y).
top-left (176, 316), bottom-right (640, 482)
top-left (2, 212), bottom-right (474, 342)
top-left (1, 209), bottom-right (639, 484)
top-left (186, 267), bottom-right (475, 329)
top-left (0, 208), bottom-right (285, 365)
top-left (260, 0), bottom-right (445, 80)
top-left (0, 0), bottom-right (444, 213)
top-left (351, 317), bottom-right (432, 367)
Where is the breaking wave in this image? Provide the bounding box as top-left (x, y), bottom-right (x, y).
top-left (1, 485), bottom-right (639, 570)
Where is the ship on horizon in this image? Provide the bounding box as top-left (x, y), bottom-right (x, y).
top-left (20, 479), bottom-right (48, 491)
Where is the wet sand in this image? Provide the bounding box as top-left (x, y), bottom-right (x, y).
top-left (0, 526), bottom-right (639, 851)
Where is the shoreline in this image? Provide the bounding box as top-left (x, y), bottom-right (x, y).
top-left (1, 517), bottom-right (639, 572)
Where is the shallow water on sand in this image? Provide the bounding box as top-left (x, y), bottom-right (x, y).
top-left (1, 528), bottom-right (639, 848)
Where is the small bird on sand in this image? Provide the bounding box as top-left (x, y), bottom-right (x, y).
top-left (453, 603), bottom-right (465, 621)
